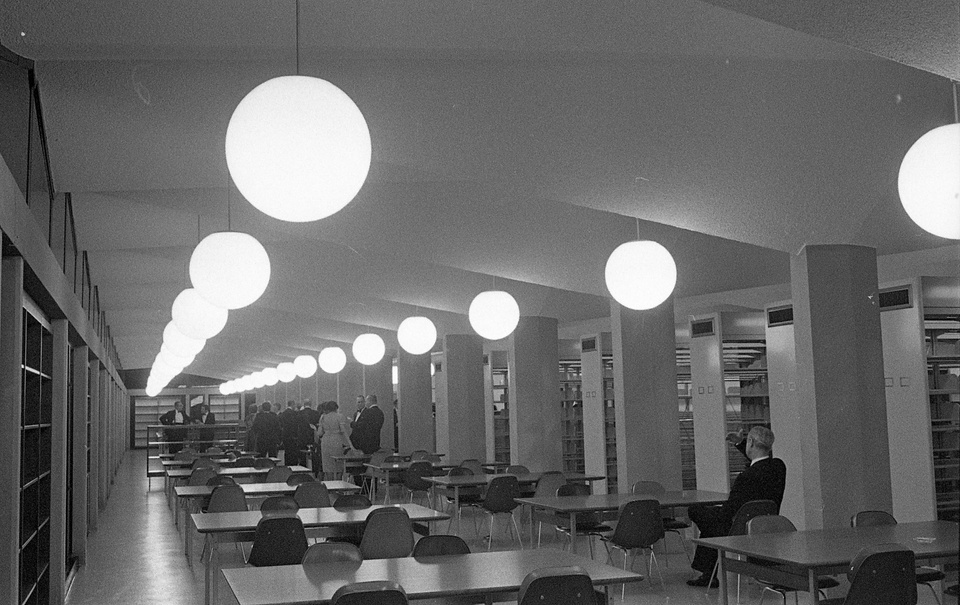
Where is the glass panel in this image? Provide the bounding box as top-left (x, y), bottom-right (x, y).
top-left (49, 193), bottom-right (67, 274)
top-left (26, 88), bottom-right (51, 238)
top-left (0, 58), bottom-right (31, 193)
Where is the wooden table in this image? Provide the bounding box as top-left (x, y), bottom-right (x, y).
top-left (194, 503), bottom-right (449, 605)
top-left (425, 472), bottom-right (606, 537)
top-left (515, 490), bottom-right (728, 555)
top-left (693, 520), bottom-right (960, 605)
top-left (164, 465), bottom-right (309, 506)
top-left (222, 547), bottom-right (644, 605)
top-left (362, 461), bottom-right (457, 503)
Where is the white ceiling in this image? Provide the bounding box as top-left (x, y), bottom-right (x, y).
top-left (1, 0), bottom-right (957, 378)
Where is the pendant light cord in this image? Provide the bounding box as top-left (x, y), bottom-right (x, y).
top-left (953, 80), bottom-right (958, 124)
top-left (295, 0), bottom-right (300, 76)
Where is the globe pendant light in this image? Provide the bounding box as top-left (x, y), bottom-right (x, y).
top-left (352, 333), bottom-right (386, 366)
top-left (251, 371), bottom-right (267, 389)
top-left (262, 367), bottom-right (279, 386)
top-left (468, 291), bottom-right (520, 340)
top-left (604, 240), bottom-right (677, 310)
top-left (397, 316), bottom-right (437, 355)
top-left (225, 75), bottom-right (371, 223)
top-left (190, 231), bottom-right (272, 309)
top-left (277, 362), bottom-right (297, 383)
top-left (898, 122), bottom-right (960, 240)
top-left (160, 344), bottom-right (195, 370)
top-left (240, 375), bottom-right (256, 391)
top-left (218, 383), bottom-right (231, 396)
top-left (294, 354), bottom-right (318, 378)
top-left (145, 384), bottom-right (162, 397)
top-left (318, 347), bottom-right (347, 374)
top-left (171, 288), bottom-right (229, 340)
top-left (162, 321), bottom-right (205, 358)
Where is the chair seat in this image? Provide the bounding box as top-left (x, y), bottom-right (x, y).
top-left (916, 567), bottom-right (945, 583)
top-left (559, 522), bottom-right (613, 533)
top-left (762, 576), bottom-right (840, 591)
top-left (662, 518), bottom-right (690, 530)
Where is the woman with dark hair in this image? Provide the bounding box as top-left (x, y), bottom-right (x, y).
top-left (316, 400), bottom-right (354, 480)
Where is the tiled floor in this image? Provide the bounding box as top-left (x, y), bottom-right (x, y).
top-left (66, 451), bottom-right (954, 605)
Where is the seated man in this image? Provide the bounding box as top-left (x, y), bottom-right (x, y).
top-left (687, 425), bottom-right (786, 587)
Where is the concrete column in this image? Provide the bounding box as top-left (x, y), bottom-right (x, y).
top-left (580, 334), bottom-right (608, 490)
top-left (435, 334), bottom-right (486, 463)
top-left (0, 258), bottom-right (23, 605)
top-left (792, 244), bottom-right (892, 529)
top-left (507, 316), bottom-right (562, 471)
top-left (397, 349), bottom-right (433, 453)
top-left (87, 361), bottom-right (100, 531)
top-left (358, 356), bottom-right (395, 451)
top-left (690, 312), bottom-right (728, 493)
top-left (98, 368), bottom-right (108, 510)
top-left (71, 346), bottom-right (89, 562)
top-left (611, 299), bottom-right (681, 493)
top-left (49, 320), bottom-right (69, 604)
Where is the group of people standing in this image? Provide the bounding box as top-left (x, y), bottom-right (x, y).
top-left (157, 400), bottom-right (217, 453)
top-left (243, 394), bottom-right (385, 480)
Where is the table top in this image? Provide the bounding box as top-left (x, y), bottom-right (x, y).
top-left (175, 480), bottom-right (360, 499)
top-left (693, 520), bottom-right (959, 569)
top-left (424, 472), bottom-right (605, 488)
top-left (515, 489), bottom-right (729, 512)
top-left (166, 465), bottom-right (309, 479)
top-left (223, 548), bottom-right (643, 605)
top-left (363, 461), bottom-right (457, 472)
top-left (160, 456), bottom-right (280, 467)
top-left (192, 503), bottom-right (448, 533)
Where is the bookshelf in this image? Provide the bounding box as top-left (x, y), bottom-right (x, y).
top-left (492, 368), bottom-right (510, 463)
top-left (723, 340), bottom-right (770, 483)
top-left (560, 361), bottom-right (584, 474)
top-left (601, 357), bottom-right (616, 493)
top-left (925, 314), bottom-right (960, 521)
top-left (677, 346), bottom-right (696, 490)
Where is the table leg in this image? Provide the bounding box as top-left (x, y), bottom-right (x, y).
top-left (454, 487), bottom-right (461, 535)
top-left (808, 568), bottom-right (818, 605)
top-left (528, 505), bottom-right (535, 547)
top-left (185, 512), bottom-right (193, 562)
top-left (206, 536), bottom-right (216, 605)
top-left (568, 512), bottom-right (578, 554)
top-left (717, 552), bottom-right (729, 605)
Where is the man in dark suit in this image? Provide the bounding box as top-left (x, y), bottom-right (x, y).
top-left (158, 400), bottom-right (190, 454)
top-left (252, 401), bottom-right (282, 457)
top-left (279, 400), bottom-right (302, 466)
top-left (298, 400), bottom-right (321, 474)
top-left (686, 425), bottom-right (786, 587)
top-left (350, 394), bottom-right (385, 455)
top-left (192, 403), bottom-right (216, 449)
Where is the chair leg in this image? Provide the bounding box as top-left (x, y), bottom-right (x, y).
top-left (707, 558), bottom-right (719, 590)
top-left (923, 582), bottom-right (943, 605)
top-left (487, 514), bottom-right (494, 551)
top-left (648, 548), bottom-right (664, 588)
top-left (511, 513), bottom-right (523, 550)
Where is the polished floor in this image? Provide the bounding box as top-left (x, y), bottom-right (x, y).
top-left (65, 450), bottom-right (954, 605)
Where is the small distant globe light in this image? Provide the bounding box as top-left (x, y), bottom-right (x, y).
top-left (251, 371), bottom-right (266, 389)
top-left (392, 364), bottom-right (399, 385)
top-left (160, 344), bottom-right (194, 370)
top-left (277, 362), bottom-right (297, 383)
top-left (430, 362), bottom-right (436, 377)
top-left (171, 288), bottom-right (229, 340)
top-left (294, 354), bottom-right (318, 378)
top-left (225, 75), bottom-right (372, 223)
top-left (468, 291), bottom-right (520, 340)
top-left (352, 333), bottom-right (386, 365)
top-left (240, 375), bottom-right (256, 391)
top-left (162, 321), bottom-right (206, 358)
top-left (318, 347), bottom-right (347, 374)
top-left (262, 367), bottom-right (279, 386)
top-left (145, 384), bottom-right (162, 397)
top-left (219, 383), bottom-right (231, 395)
top-left (190, 231), bottom-right (272, 309)
top-left (898, 123), bottom-right (960, 239)
top-left (397, 316), bottom-right (437, 355)
top-left (604, 240), bottom-right (678, 310)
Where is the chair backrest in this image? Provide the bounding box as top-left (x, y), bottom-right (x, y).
top-left (412, 534), bottom-right (471, 557)
top-left (330, 580), bottom-right (408, 605)
top-left (518, 566), bottom-right (596, 605)
top-left (843, 544), bottom-right (917, 605)
top-left (206, 474), bottom-right (237, 487)
top-left (192, 458), bottom-right (219, 470)
top-left (286, 472), bottom-right (315, 486)
top-left (253, 457), bottom-right (276, 469)
top-left (747, 514), bottom-right (797, 536)
top-left (729, 500), bottom-right (778, 536)
top-left (483, 475), bottom-right (521, 513)
top-left (506, 465), bottom-right (529, 475)
top-left (534, 471), bottom-right (567, 498)
top-left (260, 495), bottom-right (299, 512)
top-left (408, 450), bottom-right (430, 461)
top-left (403, 461), bottom-right (434, 492)
top-left (460, 459), bottom-right (484, 475)
top-left (247, 516), bottom-right (308, 567)
top-left (448, 466), bottom-right (473, 477)
top-left (850, 510), bottom-right (897, 527)
top-left (334, 494), bottom-right (373, 509)
top-left (205, 446), bottom-right (224, 454)
top-left (206, 484), bottom-right (248, 513)
top-left (368, 449), bottom-right (391, 467)
top-left (264, 466), bottom-right (293, 483)
top-left (294, 481), bottom-right (332, 508)
top-left (234, 456), bottom-right (256, 467)
top-left (174, 451), bottom-right (197, 462)
top-left (383, 454), bottom-right (405, 463)
top-left (556, 482), bottom-right (600, 525)
top-left (302, 542), bottom-right (363, 564)
top-left (359, 507), bottom-right (414, 559)
top-left (631, 480), bottom-right (666, 495)
top-left (608, 499), bottom-right (664, 549)
top-left (188, 467), bottom-right (218, 486)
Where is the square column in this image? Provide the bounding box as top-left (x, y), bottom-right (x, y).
top-left (71, 346), bottom-right (88, 563)
top-left (792, 244), bottom-right (892, 529)
top-left (0, 257), bottom-right (23, 605)
top-left (435, 334), bottom-right (486, 462)
top-left (507, 316), bottom-right (562, 471)
top-left (87, 361), bottom-right (100, 531)
top-left (397, 349), bottom-right (434, 453)
top-left (580, 334), bottom-right (608, 490)
top-left (49, 320), bottom-right (70, 604)
top-left (611, 299), bottom-right (681, 492)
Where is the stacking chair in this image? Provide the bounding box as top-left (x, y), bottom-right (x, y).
top-left (554, 483), bottom-right (611, 558)
top-left (599, 499), bottom-right (665, 594)
top-left (820, 544), bottom-right (917, 605)
top-left (412, 534), bottom-right (471, 556)
top-left (260, 495), bottom-right (299, 513)
top-left (440, 466), bottom-right (483, 534)
top-left (294, 481), bottom-right (332, 508)
top-left (631, 480), bottom-right (691, 564)
top-left (334, 493), bottom-right (372, 509)
top-left (705, 499), bottom-right (779, 591)
top-left (206, 475), bottom-right (236, 487)
top-left (264, 465), bottom-right (293, 483)
top-left (408, 450), bottom-right (431, 461)
top-left (402, 461), bottom-right (435, 507)
top-left (246, 516), bottom-right (308, 567)
top-left (474, 474), bottom-right (522, 550)
top-left (187, 467), bottom-right (217, 486)
top-left (252, 457), bottom-right (276, 469)
top-left (286, 472), bottom-right (315, 486)
top-left (330, 580), bottom-right (408, 605)
top-left (201, 484), bottom-right (248, 560)
top-left (359, 507), bottom-right (414, 559)
top-left (364, 449), bottom-right (392, 499)
top-left (174, 450), bottom-right (198, 462)
top-left (234, 456), bottom-right (256, 467)
top-left (851, 510), bottom-right (944, 604)
top-left (460, 459), bottom-right (485, 476)
top-left (507, 465), bottom-right (533, 497)
top-left (302, 542), bottom-right (363, 564)
top-left (191, 457), bottom-right (219, 471)
top-left (205, 446), bottom-right (224, 455)
top-left (531, 471), bottom-right (568, 547)
top-left (747, 515), bottom-right (839, 605)
top-left (518, 566), bottom-right (598, 605)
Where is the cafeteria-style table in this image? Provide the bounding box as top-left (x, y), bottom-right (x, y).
top-left (223, 547), bottom-right (644, 605)
top-left (194, 503), bottom-right (449, 605)
top-left (515, 489), bottom-right (728, 554)
top-left (164, 465), bottom-right (309, 508)
top-left (693, 519), bottom-right (959, 605)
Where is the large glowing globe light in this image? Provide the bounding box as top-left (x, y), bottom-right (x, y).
top-left (604, 240), bottom-right (677, 310)
top-left (190, 231), bottom-right (272, 309)
top-left (225, 75), bottom-right (372, 223)
top-left (294, 354), bottom-right (318, 378)
top-left (318, 347), bottom-right (347, 374)
top-left (353, 334), bottom-right (386, 366)
top-left (898, 123), bottom-right (960, 239)
top-left (468, 291), bottom-right (520, 340)
top-left (160, 344), bottom-right (194, 369)
top-left (163, 321), bottom-right (205, 358)
top-left (145, 384), bottom-right (162, 397)
top-left (277, 362), bottom-right (297, 383)
top-left (240, 375), bottom-right (255, 391)
top-left (171, 289), bottom-right (228, 340)
top-left (262, 367), bottom-right (279, 386)
top-left (251, 371), bottom-right (266, 389)
top-left (397, 316), bottom-right (437, 355)
top-left (219, 383), bottom-right (231, 396)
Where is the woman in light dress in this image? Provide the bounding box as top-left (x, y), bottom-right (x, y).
top-left (316, 401), bottom-right (355, 480)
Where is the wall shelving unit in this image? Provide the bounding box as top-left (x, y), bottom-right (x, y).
top-left (723, 340), bottom-right (770, 483)
top-left (925, 314), bottom-right (960, 521)
top-left (601, 357), bottom-right (617, 493)
top-left (560, 361), bottom-right (584, 474)
top-left (491, 368), bottom-right (510, 463)
top-left (677, 346), bottom-right (696, 490)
